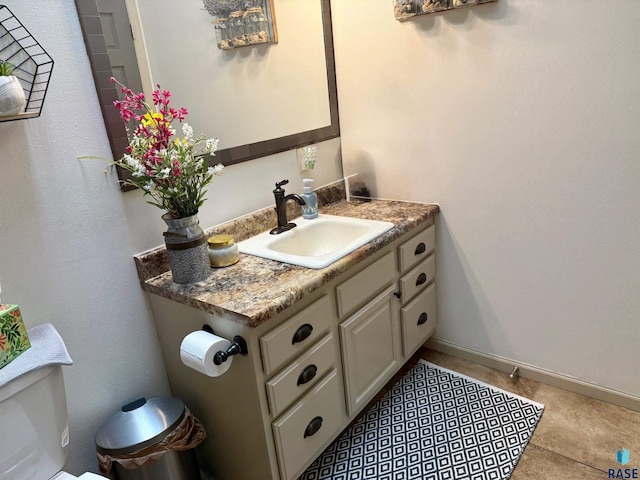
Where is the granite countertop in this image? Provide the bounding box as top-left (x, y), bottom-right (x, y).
top-left (134, 183), bottom-right (439, 328)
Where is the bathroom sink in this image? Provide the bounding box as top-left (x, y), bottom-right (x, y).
top-left (238, 214), bottom-right (395, 269)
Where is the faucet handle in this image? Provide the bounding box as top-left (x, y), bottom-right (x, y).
top-left (275, 179), bottom-right (289, 190)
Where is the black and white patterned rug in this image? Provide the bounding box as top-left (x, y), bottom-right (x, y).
top-left (301, 360), bottom-right (544, 480)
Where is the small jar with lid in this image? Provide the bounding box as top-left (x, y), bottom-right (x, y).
top-left (244, 7), bottom-right (268, 45)
top-left (229, 10), bottom-right (248, 47)
top-left (207, 234), bottom-right (240, 268)
top-left (213, 17), bottom-right (234, 50)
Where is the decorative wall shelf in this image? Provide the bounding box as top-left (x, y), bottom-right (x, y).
top-left (394, 0), bottom-right (497, 20)
top-left (0, 5), bottom-right (54, 122)
top-left (203, 0), bottom-right (278, 50)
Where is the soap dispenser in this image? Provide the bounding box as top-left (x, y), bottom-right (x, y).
top-left (301, 178), bottom-right (319, 219)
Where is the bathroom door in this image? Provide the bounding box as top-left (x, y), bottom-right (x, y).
top-left (97, 0), bottom-right (144, 96)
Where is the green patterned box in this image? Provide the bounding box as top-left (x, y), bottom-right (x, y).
top-left (0, 304), bottom-right (31, 369)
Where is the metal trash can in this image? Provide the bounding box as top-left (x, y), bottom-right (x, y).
top-left (95, 396), bottom-right (206, 480)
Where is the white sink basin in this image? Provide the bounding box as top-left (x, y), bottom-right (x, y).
top-left (238, 214), bottom-right (395, 269)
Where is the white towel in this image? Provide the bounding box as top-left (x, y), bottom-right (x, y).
top-left (0, 323), bottom-right (73, 388)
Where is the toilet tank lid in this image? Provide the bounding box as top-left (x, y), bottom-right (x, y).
top-left (0, 323), bottom-right (72, 389)
top-left (95, 397), bottom-right (185, 455)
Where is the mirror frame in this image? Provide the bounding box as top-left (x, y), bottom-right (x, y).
top-left (74, 0), bottom-right (340, 182)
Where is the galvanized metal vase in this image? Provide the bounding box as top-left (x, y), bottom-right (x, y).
top-left (162, 213), bottom-right (210, 284)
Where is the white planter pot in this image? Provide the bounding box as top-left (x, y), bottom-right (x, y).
top-left (0, 76), bottom-right (27, 116)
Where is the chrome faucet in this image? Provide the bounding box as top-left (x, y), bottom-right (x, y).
top-left (270, 179), bottom-right (306, 234)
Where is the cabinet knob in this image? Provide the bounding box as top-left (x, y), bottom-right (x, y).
top-left (417, 312), bottom-right (428, 326)
top-left (393, 290), bottom-right (401, 299)
top-left (414, 242), bottom-right (426, 256)
top-left (297, 364), bottom-right (318, 386)
top-left (416, 273), bottom-right (427, 286)
top-left (292, 323), bottom-right (313, 345)
top-left (304, 416), bottom-right (323, 438)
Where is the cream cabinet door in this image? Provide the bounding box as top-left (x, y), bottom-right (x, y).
top-left (339, 285), bottom-right (401, 416)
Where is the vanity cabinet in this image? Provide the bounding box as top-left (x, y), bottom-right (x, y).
top-left (146, 218), bottom-right (436, 480)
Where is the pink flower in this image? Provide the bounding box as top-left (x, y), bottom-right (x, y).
top-left (172, 161), bottom-right (182, 177)
top-left (152, 88), bottom-right (172, 107)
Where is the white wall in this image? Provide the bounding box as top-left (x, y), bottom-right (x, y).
top-left (333, 0), bottom-right (640, 395)
top-left (0, 0), bottom-right (342, 474)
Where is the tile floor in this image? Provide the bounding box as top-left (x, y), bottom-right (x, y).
top-left (419, 348), bottom-right (640, 480)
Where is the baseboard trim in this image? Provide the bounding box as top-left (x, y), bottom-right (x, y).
top-left (425, 337), bottom-right (640, 413)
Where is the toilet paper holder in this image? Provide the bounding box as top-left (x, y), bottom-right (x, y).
top-left (202, 325), bottom-right (248, 365)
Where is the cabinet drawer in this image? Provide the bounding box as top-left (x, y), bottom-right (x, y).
top-left (266, 333), bottom-right (337, 418)
top-left (272, 369), bottom-right (345, 480)
top-left (261, 295), bottom-right (332, 376)
top-left (398, 225), bottom-right (435, 273)
top-left (336, 252), bottom-right (395, 318)
top-left (399, 254), bottom-right (435, 304)
top-left (401, 282), bottom-right (436, 356)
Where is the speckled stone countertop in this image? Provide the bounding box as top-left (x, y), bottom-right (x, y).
top-left (134, 182), bottom-right (439, 328)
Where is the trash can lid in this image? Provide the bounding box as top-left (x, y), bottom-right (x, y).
top-left (95, 397), bottom-right (186, 455)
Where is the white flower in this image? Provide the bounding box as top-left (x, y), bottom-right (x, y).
top-left (123, 154), bottom-right (140, 169)
top-left (182, 154), bottom-right (195, 167)
top-left (207, 163), bottom-right (224, 176)
top-left (157, 167), bottom-right (171, 179)
top-left (182, 122), bottom-right (194, 139)
top-left (132, 165), bottom-right (147, 177)
top-left (143, 180), bottom-right (156, 191)
top-left (206, 137), bottom-right (219, 153)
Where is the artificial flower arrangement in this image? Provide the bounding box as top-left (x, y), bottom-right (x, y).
top-left (101, 77), bottom-right (223, 219)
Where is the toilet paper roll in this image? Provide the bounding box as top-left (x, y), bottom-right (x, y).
top-left (180, 330), bottom-right (233, 377)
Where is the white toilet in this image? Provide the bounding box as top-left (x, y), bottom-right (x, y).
top-left (0, 363), bottom-right (107, 480)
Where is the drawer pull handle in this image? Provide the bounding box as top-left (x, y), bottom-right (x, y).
top-left (418, 312), bottom-right (428, 326)
top-left (297, 365), bottom-right (318, 386)
top-left (394, 290), bottom-right (402, 299)
top-left (416, 273), bottom-right (427, 286)
top-left (415, 242), bottom-right (426, 256)
top-left (292, 324), bottom-right (313, 345)
top-left (304, 416), bottom-right (323, 438)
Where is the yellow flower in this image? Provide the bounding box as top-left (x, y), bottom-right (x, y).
top-left (141, 112), bottom-right (165, 128)
top-left (174, 137), bottom-right (188, 146)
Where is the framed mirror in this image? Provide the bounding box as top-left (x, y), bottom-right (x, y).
top-left (74, 0), bottom-right (339, 184)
